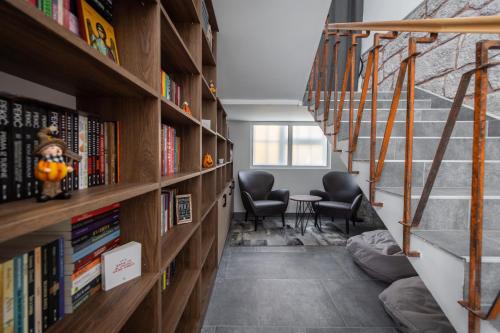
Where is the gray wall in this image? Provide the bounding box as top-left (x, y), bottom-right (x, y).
top-left (229, 120), bottom-right (346, 213)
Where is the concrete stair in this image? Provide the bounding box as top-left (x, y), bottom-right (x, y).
top-left (313, 89), bottom-right (500, 332)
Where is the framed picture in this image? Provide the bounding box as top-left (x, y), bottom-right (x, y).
top-left (176, 194), bottom-right (192, 224)
top-left (78, 0), bottom-right (120, 64)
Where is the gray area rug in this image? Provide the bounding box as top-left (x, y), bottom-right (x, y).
top-left (229, 215), bottom-right (380, 247)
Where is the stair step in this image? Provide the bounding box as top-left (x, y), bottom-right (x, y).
top-left (338, 120), bottom-right (478, 138)
top-left (377, 160), bottom-right (500, 188)
top-left (318, 99), bottom-right (431, 109)
top-left (353, 137), bottom-right (500, 161)
top-left (376, 186), bottom-right (500, 230)
top-left (316, 91), bottom-right (408, 99)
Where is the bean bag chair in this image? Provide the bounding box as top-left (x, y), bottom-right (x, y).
top-left (346, 230), bottom-right (417, 282)
top-left (379, 276), bottom-right (455, 333)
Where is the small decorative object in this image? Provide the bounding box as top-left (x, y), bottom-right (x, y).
top-left (101, 241), bottom-right (142, 291)
top-left (181, 101), bottom-right (192, 115)
top-left (34, 126), bottom-right (82, 202)
top-left (203, 153), bottom-right (214, 168)
top-left (202, 119), bottom-right (211, 128)
top-left (78, 0), bottom-right (120, 64)
top-left (209, 80), bottom-right (216, 94)
top-left (218, 158), bottom-right (224, 165)
top-left (176, 194), bottom-right (192, 224)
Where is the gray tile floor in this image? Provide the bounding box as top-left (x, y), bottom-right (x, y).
top-left (202, 246), bottom-right (398, 333)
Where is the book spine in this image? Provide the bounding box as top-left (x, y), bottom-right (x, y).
top-left (71, 230), bottom-right (120, 263)
top-left (14, 256), bottom-right (23, 333)
top-left (72, 224), bottom-right (119, 253)
top-left (78, 115), bottom-right (88, 190)
top-left (72, 112), bottom-right (79, 190)
top-left (22, 253), bottom-right (28, 333)
top-left (23, 105), bottom-right (34, 199)
top-left (27, 251), bottom-right (35, 333)
top-left (31, 107), bottom-right (41, 197)
top-left (3, 259), bottom-right (14, 333)
top-left (41, 244), bottom-right (49, 330)
top-left (42, 0), bottom-right (52, 17)
top-left (72, 282), bottom-right (100, 311)
top-left (60, 112), bottom-right (67, 192)
top-left (71, 275), bottom-right (100, 304)
top-left (72, 215), bottom-right (119, 240)
top-left (11, 102), bottom-right (24, 201)
top-left (33, 248), bottom-right (42, 333)
top-left (99, 122), bottom-right (104, 185)
top-left (0, 98), bottom-right (9, 203)
top-left (70, 263), bottom-right (100, 296)
top-left (87, 118), bottom-right (92, 187)
top-left (0, 263), bottom-right (3, 333)
top-left (71, 203), bottom-right (120, 225)
top-left (57, 238), bottom-right (64, 321)
top-left (66, 112), bottom-right (73, 192)
top-left (72, 237), bottom-right (119, 273)
top-left (71, 208), bottom-right (119, 231)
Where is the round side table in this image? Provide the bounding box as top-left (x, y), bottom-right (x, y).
top-left (290, 195), bottom-right (322, 236)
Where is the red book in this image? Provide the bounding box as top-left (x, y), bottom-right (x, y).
top-left (99, 122), bottom-right (105, 184)
top-left (63, 0), bottom-right (70, 29)
top-left (71, 202), bottom-right (121, 224)
top-left (73, 237), bottom-right (120, 272)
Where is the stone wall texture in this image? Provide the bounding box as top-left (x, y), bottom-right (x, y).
top-left (361, 0), bottom-right (500, 117)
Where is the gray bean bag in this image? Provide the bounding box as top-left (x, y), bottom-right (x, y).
top-left (346, 230), bottom-right (417, 282)
top-left (379, 277), bottom-right (455, 333)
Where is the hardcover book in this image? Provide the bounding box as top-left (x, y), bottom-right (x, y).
top-left (101, 242), bottom-right (141, 291)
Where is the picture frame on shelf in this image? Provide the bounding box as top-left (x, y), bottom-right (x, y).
top-left (176, 194), bottom-right (192, 224)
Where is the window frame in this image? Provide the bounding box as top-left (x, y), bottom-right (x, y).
top-left (250, 122), bottom-right (331, 170)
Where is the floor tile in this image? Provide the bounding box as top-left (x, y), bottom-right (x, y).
top-left (328, 247), bottom-right (376, 280)
top-left (205, 279), bottom-right (260, 326)
top-left (322, 278), bottom-right (395, 327)
top-left (306, 328), bottom-right (397, 333)
top-left (214, 326), bottom-right (304, 333)
top-left (201, 327), bottom-right (216, 333)
top-left (256, 279), bottom-right (346, 327)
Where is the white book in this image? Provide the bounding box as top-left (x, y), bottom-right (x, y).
top-left (101, 242), bottom-right (141, 291)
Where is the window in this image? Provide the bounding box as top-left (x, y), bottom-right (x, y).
top-left (252, 124), bottom-right (329, 168)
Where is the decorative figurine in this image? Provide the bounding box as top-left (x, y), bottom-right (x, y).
top-left (202, 153), bottom-right (214, 168)
top-left (181, 101), bottom-right (192, 115)
top-left (34, 126), bottom-right (82, 202)
top-left (209, 81), bottom-right (216, 95)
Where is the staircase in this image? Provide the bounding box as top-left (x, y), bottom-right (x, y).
top-left (312, 90), bottom-right (500, 333)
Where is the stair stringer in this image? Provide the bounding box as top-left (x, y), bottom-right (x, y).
top-left (336, 139), bottom-right (499, 333)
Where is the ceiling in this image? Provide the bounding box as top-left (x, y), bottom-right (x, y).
top-left (213, 0), bottom-right (331, 121)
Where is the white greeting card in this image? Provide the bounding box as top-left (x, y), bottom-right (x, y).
top-left (101, 241), bottom-right (142, 291)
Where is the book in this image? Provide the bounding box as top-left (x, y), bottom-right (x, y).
top-left (11, 101), bottom-right (23, 201)
top-left (3, 259), bottom-right (14, 333)
top-left (27, 251), bottom-right (35, 333)
top-left (78, 0), bottom-right (119, 64)
top-left (0, 98), bottom-right (9, 203)
top-left (101, 242), bottom-right (141, 291)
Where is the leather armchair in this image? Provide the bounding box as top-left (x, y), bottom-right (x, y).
top-left (238, 171), bottom-right (289, 231)
top-left (310, 171), bottom-right (363, 234)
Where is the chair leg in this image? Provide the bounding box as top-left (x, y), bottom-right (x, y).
top-left (281, 213), bottom-right (285, 228)
top-left (245, 211), bottom-right (248, 222)
top-left (255, 216), bottom-right (259, 231)
top-left (332, 217), bottom-right (334, 222)
top-left (345, 218), bottom-right (350, 235)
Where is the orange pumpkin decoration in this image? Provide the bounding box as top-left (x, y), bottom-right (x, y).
top-left (203, 153), bottom-right (214, 168)
top-left (35, 160), bottom-right (68, 181)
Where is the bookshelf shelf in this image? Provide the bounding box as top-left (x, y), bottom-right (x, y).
top-left (161, 220), bottom-right (201, 270)
top-left (161, 268), bottom-right (201, 333)
top-left (161, 6), bottom-right (200, 74)
top-left (161, 98), bottom-right (201, 126)
top-left (1, 0), bottom-right (231, 331)
top-left (0, 0), bottom-right (157, 98)
top-left (47, 273), bottom-right (159, 333)
top-left (0, 182), bottom-right (158, 243)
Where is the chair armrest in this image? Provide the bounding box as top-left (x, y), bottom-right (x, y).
top-left (310, 190), bottom-right (330, 201)
top-left (241, 191), bottom-right (257, 212)
top-left (269, 189), bottom-right (289, 204)
top-left (350, 194), bottom-right (363, 212)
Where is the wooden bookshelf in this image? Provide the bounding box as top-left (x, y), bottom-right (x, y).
top-left (0, 0), bottom-right (232, 332)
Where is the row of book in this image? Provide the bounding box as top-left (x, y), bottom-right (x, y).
top-left (200, 0), bottom-right (213, 50)
top-left (160, 71), bottom-right (182, 107)
top-left (161, 260), bottom-right (176, 291)
top-left (161, 125), bottom-right (180, 177)
top-left (0, 95), bottom-right (120, 204)
top-left (160, 189), bottom-right (177, 237)
top-left (37, 203), bottom-right (121, 315)
top-left (26, 0), bottom-right (80, 35)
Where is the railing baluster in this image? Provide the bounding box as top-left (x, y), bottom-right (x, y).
top-left (334, 42), bottom-right (352, 142)
top-left (323, 32), bottom-right (336, 133)
top-left (320, 26), bottom-right (330, 132)
top-left (352, 50), bottom-right (373, 152)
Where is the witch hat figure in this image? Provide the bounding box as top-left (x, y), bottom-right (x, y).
top-left (34, 126), bottom-right (82, 202)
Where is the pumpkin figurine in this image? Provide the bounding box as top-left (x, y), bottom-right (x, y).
top-left (34, 126), bottom-right (82, 202)
top-left (209, 81), bottom-right (216, 95)
top-left (181, 101), bottom-right (192, 115)
top-left (202, 153), bottom-right (214, 168)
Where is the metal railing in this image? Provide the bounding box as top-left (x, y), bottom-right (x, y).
top-left (306, 16), bottom-right (500, 333)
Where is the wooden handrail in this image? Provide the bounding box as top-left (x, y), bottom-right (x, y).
top-left (328, 16), bottom-right (500, 33)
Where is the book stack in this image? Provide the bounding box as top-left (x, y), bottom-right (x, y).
top-left (160, 125), bottom-right (180, 177)
top-left (200, 0), bottom-right (213, 49)
top-left (26, 0), bottom-right (80, 35)
top-left (160, 188), bottom-right (177, 236)
top-left (0, 95), bottom-right (120, 204)
top-left (36, 203), bottom-right (121, 314)
top-left (0, 235), bottom-right (65, 332)
top-left (161, 259), bottom-right (176, 291)
top-left (160, 71), bottom-right (182, 107)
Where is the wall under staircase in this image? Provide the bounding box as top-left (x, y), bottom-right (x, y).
top-left (313, 88), bottom-right (500, 333)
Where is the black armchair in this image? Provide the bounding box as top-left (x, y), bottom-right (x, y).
top-left (238, 171), bottom-right (289, 231)
top-left (310, 171), bottom-right (363, 234)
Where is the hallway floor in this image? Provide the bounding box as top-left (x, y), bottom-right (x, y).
top-left (202, 222), bottom-right (398, 332)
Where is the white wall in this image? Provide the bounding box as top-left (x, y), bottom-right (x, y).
top-left (361, 0), bottom-right (423, 54)
top-left (229, 120), bottom-right (346, 213)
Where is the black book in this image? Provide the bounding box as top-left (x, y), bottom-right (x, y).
top-left (11, 101), bottom-right (24, 200)
top-left (66, 111), bottom-right (73, 192)
top-left (0, 97), bottom-right (9, 203)
top-left (88, 118), bottom-right (93, 187)
top-left (27, 250), bottom-right (35, 333)
top-left (72, 112), bottom-right (79, 190)
top-left (95, 119), bottom-right (101, 185)
top-left (42, 242), bottom-right (49, 330)
top-left (48, 239), bottom-right (60, 325)
top-left (60, 111), bottom-right (67, 192)
top-left (23, 104), bottom-right (35, 198)
top-left (86, 0), bottom-right (113, 23)
top-left (31, 105), bottom-right (46, 197)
